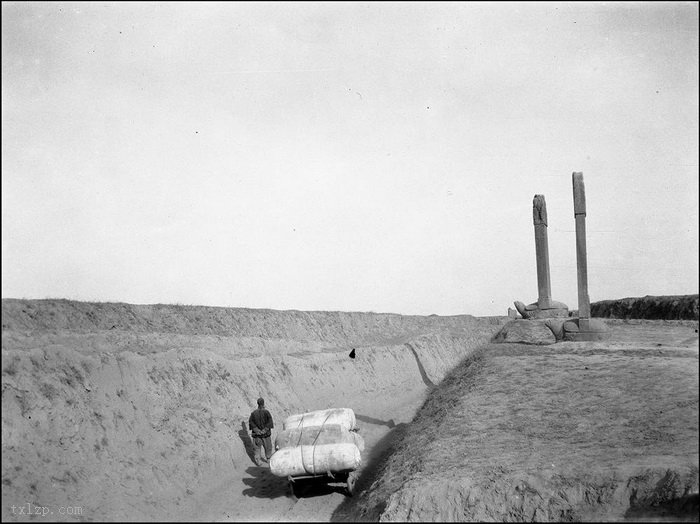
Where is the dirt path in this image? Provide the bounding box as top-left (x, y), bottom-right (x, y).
top-left (187, 387), bottom-right (429, 522)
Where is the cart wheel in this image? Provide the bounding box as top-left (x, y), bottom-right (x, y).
top-left (346, 471), bottom-right (357, 496)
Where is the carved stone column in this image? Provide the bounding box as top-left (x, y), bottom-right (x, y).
top-left (513, 194), bottom-right (568, 319)
top-left (573, 173), bottom-right (591, 329)
top-left (563, 172), bottom-right (610, 341)
top-left (533, 194), bottom-right (553, 309)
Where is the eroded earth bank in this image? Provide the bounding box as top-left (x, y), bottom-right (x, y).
top-left (2, 299), bottom-right (698, 522)
top-left (1, 299), bottom-right (504, 521)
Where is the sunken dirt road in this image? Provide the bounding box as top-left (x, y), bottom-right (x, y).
top-left (1, 299), bottom-right (698, 522)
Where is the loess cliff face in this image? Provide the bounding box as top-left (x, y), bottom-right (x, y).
top-left (1, 299), bottom-right (506, 521)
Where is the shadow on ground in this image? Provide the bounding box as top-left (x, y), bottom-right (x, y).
top-left (356, 414), bottom-right (396, 428)
top-left (290, 477), bottom-right (350, 498)
top-left (241, 466), bottom-right (290, 499)
top-left (330, 421), bottom-right (410, 522)
top-left (624, 493), bottom-right (699, 522)
top-left (238, 420), bottom-right (258, 465)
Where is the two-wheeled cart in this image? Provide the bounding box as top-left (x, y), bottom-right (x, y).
top-left (270, 408), bottom-right (364, 498)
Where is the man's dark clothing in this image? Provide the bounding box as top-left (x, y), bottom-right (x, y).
top-left (249, 407), bottom-right (274, 464)
top-left (249, 408), bottom-right (274, 438)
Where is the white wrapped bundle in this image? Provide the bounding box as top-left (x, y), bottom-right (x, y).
top-left (269, 442), bottom-right (362, 477)
top-left (275, 423), bottom-right (365, 452)
top-left (283, 408), bottom-right (357, 432)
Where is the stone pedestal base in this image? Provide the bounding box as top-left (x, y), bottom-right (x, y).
top-left (493, 319), bottom-right (556, 345)
top-left (514, 300), bottom-right (569, 319)
top-left (562, 318), bottom-right (610, 341)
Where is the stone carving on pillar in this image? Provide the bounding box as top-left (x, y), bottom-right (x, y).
top-left (563, 172), bottom-right (610, 341)
top-left (514, 194), bottom-right (568, 319)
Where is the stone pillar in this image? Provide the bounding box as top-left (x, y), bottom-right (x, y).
top-left (533, 195), bottom-right (552, 309)
top-left (563, 172), bottom-right (609, 341)
top-left (572, 173), bottom-right (590, 331)
top-left (513, 194), bottom-right (568, 320)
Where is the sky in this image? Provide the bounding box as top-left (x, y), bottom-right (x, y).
top-left (2, 1), bottom-right (698, 317)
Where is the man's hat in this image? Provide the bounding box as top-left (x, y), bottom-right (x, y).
top-left (257, 397), bottom-right (265, 406)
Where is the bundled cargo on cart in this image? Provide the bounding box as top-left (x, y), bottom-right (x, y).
top-left (269, 408), bottom-right (364, 496)
top-left (282, 407), bottom-right (358, 432)
top-left (275, 423), bottom-right (365, 452)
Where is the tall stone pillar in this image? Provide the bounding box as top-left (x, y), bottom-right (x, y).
top-left (513, 195), bottom-right (568, 319)
top-left (533, 195), bottom-right (552, 309)
top-left (564, 172), bottom-right (609, 341)
top-left (573, 173), bottom-right (590, 330)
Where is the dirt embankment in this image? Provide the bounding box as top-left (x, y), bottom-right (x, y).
top-left (1, 299), bottom-right (506, 522)
top-left (591, 294), bottom-right (699, 320)
top-left (333, 327), bottom-right (699, 522)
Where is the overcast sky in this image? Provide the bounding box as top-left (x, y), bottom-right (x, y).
top-left (2, 1), bottom-right (698, 316)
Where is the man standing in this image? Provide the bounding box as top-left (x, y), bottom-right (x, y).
top-left (248, 397), bottom-right (274, 466)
